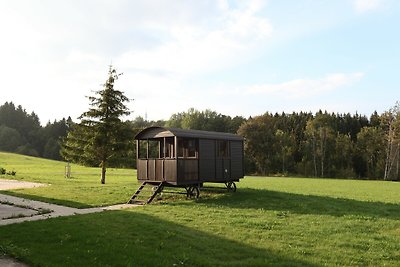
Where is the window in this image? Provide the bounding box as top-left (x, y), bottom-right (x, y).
top-left (148, 140), bottom-right (159, 158)
top-left (138, 140), bottom-right (148, 159)
top-left (217, 140), bottom-right (229, 158)
top-left (138, 139), bottom-right (160, 159)
top-left (162, 137), bottom-right (174, 158)
top-left (178, 138), bottom-right (198, 158)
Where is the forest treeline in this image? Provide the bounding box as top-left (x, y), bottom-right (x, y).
top-left (0, 102), bottom-right (71, 160)
top-left (1, 102), bottom-right (399, 180)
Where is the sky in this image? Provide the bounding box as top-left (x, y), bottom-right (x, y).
top-left (1, 0), bottom-right (399, 124)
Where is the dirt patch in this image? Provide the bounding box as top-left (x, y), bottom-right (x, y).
top-left (0, 179), bottom-right (48, 190)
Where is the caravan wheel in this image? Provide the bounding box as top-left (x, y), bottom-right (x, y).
top-left (226, 182), bottom-right (237, 192)
top-left (186, 186), bottom-right (200, 198)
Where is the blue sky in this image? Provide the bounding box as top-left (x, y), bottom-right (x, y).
top-left (1, 0), bottom-right (399, 123)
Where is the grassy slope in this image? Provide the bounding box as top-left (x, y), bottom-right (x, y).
top-left (1, 152), bottom-right (400, 266)
top-left (0, 152), bottom-right (139, 207)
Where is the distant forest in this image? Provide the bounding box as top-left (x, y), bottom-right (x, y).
top-left (1, 101), bottom-right (399, 181)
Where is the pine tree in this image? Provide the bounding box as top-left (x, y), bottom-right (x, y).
top-left (61, 66), bottom-right (132, 184)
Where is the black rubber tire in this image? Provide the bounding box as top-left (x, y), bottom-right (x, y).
top-left (187, 186), bottom-right (200, 198)
top-left (226, 182), bottom-right (237, 192)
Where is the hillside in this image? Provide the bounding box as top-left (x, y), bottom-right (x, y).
top-left (1, 152), bottom-right (400, 265)
top-left (0, 152), bottom-right (138, 208)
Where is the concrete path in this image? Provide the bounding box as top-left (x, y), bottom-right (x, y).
top-left (0, 179), bottom-right (140, 226)
top-left (0, 194), bottom-right (140, 226)
top-left (0, 179), bottom-right (140, 266)
top-left (0, 203), bottom-right (37, 219)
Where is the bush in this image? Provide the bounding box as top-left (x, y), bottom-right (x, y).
top-left (6, 170), bottom-right (16, 176)
top-left (0, 167), bottom-right (16, 176)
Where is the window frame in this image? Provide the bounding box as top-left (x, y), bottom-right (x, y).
top-left (177, 138), bottom-right (198, 159)
top-left (217, 140), bottom-right (230, 158)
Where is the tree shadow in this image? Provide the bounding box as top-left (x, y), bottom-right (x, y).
top-left (0, 211), bottom-right (317, 267)
top-left (0, 191), bottom-right (93, 208)
top-left (197, 188), bottom-right (400, 219)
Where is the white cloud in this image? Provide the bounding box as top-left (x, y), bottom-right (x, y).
top-left (0, 0), bottom-right (274, 123)
top-left (243, 72), bottom-right (364, 98)
top-left (0, 1), bottom-right (380, 123)
top-left (116, 0), bottom-right (272, 75)
top-left (354, 0), bottom-right (384, 13)
top-left (113, 0), bottom-right (274, 120)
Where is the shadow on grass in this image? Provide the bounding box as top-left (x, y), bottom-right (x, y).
top-left (0, 191), bottom-right (93, 208)
top-left (0, 211), bottom-right (316, 267)
top-left (197, 188), bottom-right (400, 219)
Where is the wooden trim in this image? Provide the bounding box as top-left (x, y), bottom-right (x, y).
top-left (175, 136), bottom-right (178, 178)
top-left (163, 137), bottom-right (166, 158)
top-left (214, 139), bottom-right (217, 179)
top-left (242, 140), bottom-right (245, 177)
top-left (146, 139), bottom-right (149, 159)
top-left (136, 140), bottom-right (139, 162)
top-left (174, 136), bottom-right (178, 158)
top-left (229, 140), bottom-right (232, 179)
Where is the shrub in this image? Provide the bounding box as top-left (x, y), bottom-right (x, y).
top-left (0, 167), bottom-right (5, 175)
top-left (6, 170), bottom-right (16, 176)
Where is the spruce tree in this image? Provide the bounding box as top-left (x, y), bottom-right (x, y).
top-left (61, 66), bottom-right (132, 184)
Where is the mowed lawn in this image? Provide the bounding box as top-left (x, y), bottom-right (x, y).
top-left (0, 152), bottom-right (140, 207)
top-left (1, 152), bottom-right (400, 266)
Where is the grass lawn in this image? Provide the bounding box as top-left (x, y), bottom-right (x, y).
top-left (0, 152), bottom-right (140, 208)
top-left (1, 152), bottom-right (400, 266)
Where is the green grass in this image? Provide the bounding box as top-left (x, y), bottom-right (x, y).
top-left (1, 152), bottom-right (400, 266)
top-left (0, 152), bottom-right (139, 208)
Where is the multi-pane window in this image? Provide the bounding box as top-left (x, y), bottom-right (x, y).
top-left (178, 138), bottom-right (198, 158)
top-left (139, 138), bottom-right (176, 159)
top-left (162, 138), bottom-right (174, 158)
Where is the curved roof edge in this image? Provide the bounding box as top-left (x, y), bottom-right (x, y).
top-left (135, 126), bottom-right (243, 141)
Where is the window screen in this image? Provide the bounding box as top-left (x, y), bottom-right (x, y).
top-left (217, 140), bottom-right (229, 158)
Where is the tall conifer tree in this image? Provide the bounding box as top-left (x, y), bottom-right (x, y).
top-left (61, 66), bottom-right (132, 184)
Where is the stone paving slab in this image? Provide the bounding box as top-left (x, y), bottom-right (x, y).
top-left (0, 194), bottom-right (142, 226)
top-left (0, 204), bottom-right (37, 220)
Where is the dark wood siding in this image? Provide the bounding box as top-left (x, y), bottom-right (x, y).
top-left (199, 139), bottom-right (216, 181)
top-left (223, 159), bottom-right (230, 180)
top-left (148, 159), bottom-right (156, 180)
top-left (230, 141), bottom-right (243, 179)
top-left (135, 127), bottom-right (244, 185)
top-left (164, 159), bottom-right (177, 183)
top-left (215, 159), bottom-right (223, 180)
top-left (177, 159), bottom-right (198, 182)
top-left (155, 159), bottom-right (163, 180)
top-left (215, 159), bottom-right (231, 181)
top-left (137, 159), bottom-right (147, 180)
top-left (138, 159), bottom-right (177, 183)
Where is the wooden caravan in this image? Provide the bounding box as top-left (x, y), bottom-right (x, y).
top-left (129, 127), bottom-right (244, 203)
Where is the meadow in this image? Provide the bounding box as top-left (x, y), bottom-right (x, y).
top-left (1, 152), bottom-right (400, 266)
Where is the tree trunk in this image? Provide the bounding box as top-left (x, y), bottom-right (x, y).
top-left (312, 135), bottom-right (317, 177)
top-left (101, 160), bottom-right (106, 184)
top-left (384, 123), bottom-right (393, 180)
top-left (320, 128), bottom-right (327, 178)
